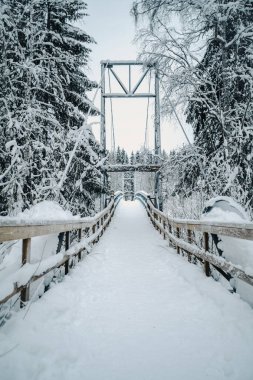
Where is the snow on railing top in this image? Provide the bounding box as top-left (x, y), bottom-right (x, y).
top-left (0, 200), bottom-right (115, 242)
top-left (135, 191), bottom-right (253, 288)
top-left (104, 164), bottom-right (161, 172)
top-left (135, 192), bottom-right (253, 241)
top-left (0, 195), bottom-right (121, 306)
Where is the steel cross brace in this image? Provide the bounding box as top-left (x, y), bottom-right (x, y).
top-left (100, 60), bottom-right (162, 209)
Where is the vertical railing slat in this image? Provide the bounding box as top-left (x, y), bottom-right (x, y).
top-left (20, 238), bottom-right (31, 306)
top-left (65, 231), bottom-right (70, 274)
top-left (176, 227), bottom-right (180, 254)
top-left (203, 232), bottom-right (211, 277)
top-left (78, 228), bottom-right (82, 261)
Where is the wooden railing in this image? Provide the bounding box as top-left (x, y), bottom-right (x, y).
top-left (0, 192), bottom-right (123, 306)
top-left (135, 192), bottom-right (253, 287)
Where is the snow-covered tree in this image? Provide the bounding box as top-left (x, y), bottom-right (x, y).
top-left (135, 151), bottom-right (140, 164)
top-left (187, 1), bottom-right (253, 209)
top-left (0, 0), bottom-right (102, 216)
top-left (132, 0), bottom-right (253, 216)
top-left (115, 146), bottom-right (121, 164)
top-left (121, 148), bottom-right (128, 164)
top-left (130, 151), bottom-right (135, 165)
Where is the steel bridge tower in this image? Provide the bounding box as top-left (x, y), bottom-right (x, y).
top-left (100, 60), bottom-right (162, 209)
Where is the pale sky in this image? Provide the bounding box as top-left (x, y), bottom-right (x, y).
top-left (82, 0), bottom-right (192, 154)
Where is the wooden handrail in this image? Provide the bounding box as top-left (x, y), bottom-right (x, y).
top-left (145, 199), bottom-right (253, 241)
top-left (135, 192), bottom-right (253, 287)
top-left (0, 200), bottom-right (115, 242)
top-left (0, 193), bottom-right (123, 306)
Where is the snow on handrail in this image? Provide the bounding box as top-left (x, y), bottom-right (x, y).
top-left (0, 196), bottom-right (119, 306)
top-left (135, 191), bottom-right (253, 287)
top-left (114, 191), bottom-right (124, 205)
top-left (136, 192), bottom-right (253, 240)
top-left (135, 191), bottom-right (149, 207)
top-left (0, 200), bottom-right (114, 242)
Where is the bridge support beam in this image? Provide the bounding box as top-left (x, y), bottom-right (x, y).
top-left (154, 65), bottom-right (162, 210)
top-left (100, 60), bottom-right (162, 210)
top-left (100, 63), bottom-right (106, 155)
top-left (100, 63), bottom-right (107, 210)
top-left (155, 171), bottom-right (163, 211)
top-left (154, 66), bottom-right (161, 159)
top-left (104, 164), bottom-right (161, 173)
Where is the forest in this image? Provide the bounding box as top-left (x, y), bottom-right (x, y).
top-left (0, 0), bottom-right (252, 218)
top-left (1, 2), bottom-right (253, 379)
top-left (132, 0), bottom-right (253, 218)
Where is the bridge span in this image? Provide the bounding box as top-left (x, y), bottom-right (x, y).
top-left (1, 199), bottom-right (253, 380)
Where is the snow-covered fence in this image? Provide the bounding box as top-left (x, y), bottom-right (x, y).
top-left (135, 191), bottom-right (148, 207)
top-left (0, 193), bottom-right (123, 307)
top-left (114, 191), bottom-right (124, 205)
top-left (135, 192), bottom-right (253, 287)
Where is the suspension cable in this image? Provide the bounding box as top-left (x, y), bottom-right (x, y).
top-left (108, 69), bottom-right (116, 153)
top-left (167, 96), bottom-right (191, 145)
top-left (160, 81), bottom-right (214, 196)
top-left (144, 71), bottom-right (152, 151)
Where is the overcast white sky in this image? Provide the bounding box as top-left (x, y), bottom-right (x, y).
top-left (82, 0), bottom-right (192, 154)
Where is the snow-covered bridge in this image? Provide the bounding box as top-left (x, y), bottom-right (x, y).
top-left (1, 1), bottom-right (253, 378)
top-left (1, 198), bottom-right (253, 380)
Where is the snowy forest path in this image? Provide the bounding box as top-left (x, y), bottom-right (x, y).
top-left (1, 201), bottom-right (253, 380)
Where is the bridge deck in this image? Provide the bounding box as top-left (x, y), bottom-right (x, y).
top-left (104, 164), bottom-right (161, 172)
top-left (1, 201), bottom-right (253, 379)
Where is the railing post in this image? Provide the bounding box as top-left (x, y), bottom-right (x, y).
top-left (21, 238), bottom-right (31, 306)
top-left (85, 227), bottom-right (90, 238)
top-left (92, 224), bottom-right (96, 244)
top-left (100, 216), bottom-right (104, 236)
top-left (65, 231), bottom-right (70, 274)
top-left (203, 232), bottom-right (211, 277)
top-left (187, 229), bottom-right (192, 262)
top-left (155, 213), bottom-right (158, 230)
top-left (78, 228), bottom-right (82, 261)
top-left (168, 224), bottom-right (172, 247)
top-left (163, 220), bottom-right (166, 239)
top-left (85, 227), bottom-right (91, 254)
top-left (97, 220), bottom-right (100, 242)
top-left (176, 227), bottom-right (180, 254)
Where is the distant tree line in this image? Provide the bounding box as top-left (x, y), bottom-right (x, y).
top-left (108, 146), bottom-right (168, 165)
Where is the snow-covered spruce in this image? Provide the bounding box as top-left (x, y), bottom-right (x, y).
top-left (0, 0), bottom-right (103, 217)
top-left (133, 0), bottom-right (253, 217)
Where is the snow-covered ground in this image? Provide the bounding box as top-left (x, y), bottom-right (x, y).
top-left (1, 200), bottom-right (253, 380)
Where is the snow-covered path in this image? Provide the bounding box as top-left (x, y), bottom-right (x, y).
top-left (1, 200), bottom-right (253, 380)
